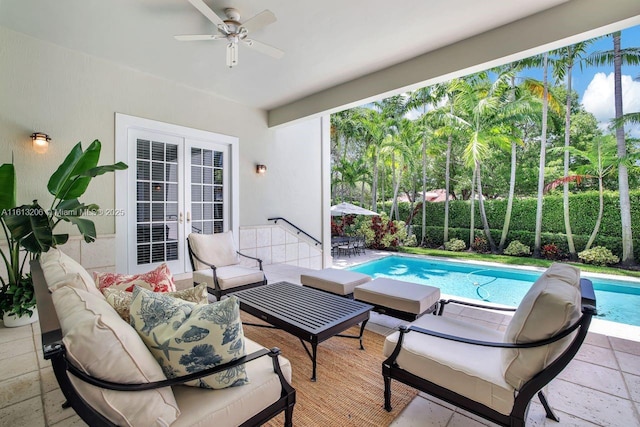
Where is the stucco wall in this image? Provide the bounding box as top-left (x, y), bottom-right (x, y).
top-left (0, 26), bottom-right (325, 273)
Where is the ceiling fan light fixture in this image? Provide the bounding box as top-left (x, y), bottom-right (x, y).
top-left (226, 42), bottom-right (238, 68)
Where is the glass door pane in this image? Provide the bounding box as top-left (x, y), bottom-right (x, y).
top-left (189, 145), bottom-right (227, 235)
top-left (135, 138), bottom-right (181, 267)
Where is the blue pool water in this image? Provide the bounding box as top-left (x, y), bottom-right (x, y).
top-left (349, 256), bottom-right (640, 327)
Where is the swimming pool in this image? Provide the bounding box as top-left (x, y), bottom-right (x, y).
top-left (348, 256), bottom-right (640, 327)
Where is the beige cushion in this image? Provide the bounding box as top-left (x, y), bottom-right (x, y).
top-left (130, 289), bottom-right (249, 389)
top-left (300, 268), bottom-right (371, 295)
top-left (40, 248), bottom-right (102, 298)
top-left (52, 286), bottom-right (179, 426)
top-left (354, 278), bottom-right (440, 315)
top-left (383, 314), bottom-right (514, 415)
top-left (171, 339), bottom-right (292, 427)
top-left (188, 232), bottom-right (240, 270)
top-left (103, 283), bottom-right (209, 323)
top-left (502, 263), bottom-right (582, 389)
top-left (194, 266), bottom-right (265, 291)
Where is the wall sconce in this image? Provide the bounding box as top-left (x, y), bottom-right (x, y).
top-left (31, 132), bottom-right (51, 154)
top-left (256, 164), bottom-right (267, 174)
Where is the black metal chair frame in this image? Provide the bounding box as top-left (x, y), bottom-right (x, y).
top-left (32, 260), bottom-right (295, 427)
top-left (383, 278), bottom-right (597, 427)
top-left (187, 236), bottom-right (268, 301)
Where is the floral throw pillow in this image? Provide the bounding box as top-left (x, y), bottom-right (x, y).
top-left (94, 263), bottom-right (176, 293)
top-left (129, 287), bottom-right (248, 389)
top-left (104, 283), bottom-right (209, 323)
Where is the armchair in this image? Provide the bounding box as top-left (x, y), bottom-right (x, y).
top-left (382, 263), bottom-right (597, 427)
top-left (187, 231), bottom-right (267, 300)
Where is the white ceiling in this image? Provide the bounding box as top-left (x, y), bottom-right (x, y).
top-left (0, 0), bottom-right (571, 111)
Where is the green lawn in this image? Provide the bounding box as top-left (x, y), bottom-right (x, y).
top-left (399, 247), bottom-right (640, 279)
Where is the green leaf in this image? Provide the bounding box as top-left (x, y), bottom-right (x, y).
top-left (82, 162), bottom-right (128, 178)
top-left (3, 202), bottom-right (53, 253)
top-left (64, 216), bottom-right (96, 244)
top-left (53, 234), bottom-right (69, 246)
top-left (0, 163), bottom-right (16, 212)
top-left (47, 140), bottom-right (101, 200)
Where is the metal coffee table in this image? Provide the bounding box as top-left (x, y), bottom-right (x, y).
top-left (233, 281), bottom-right (372, 381)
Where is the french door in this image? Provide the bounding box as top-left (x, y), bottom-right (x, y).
top-left (125, 129), bottom-right (230, 274)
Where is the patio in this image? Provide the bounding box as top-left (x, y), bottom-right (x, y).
top-left (1, 252), bottom-right (639, 426)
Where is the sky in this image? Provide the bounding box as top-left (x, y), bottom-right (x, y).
top-left (521, 24), bottom-right (640, 136)
top-left (404, 24), bottom-right (640, 137)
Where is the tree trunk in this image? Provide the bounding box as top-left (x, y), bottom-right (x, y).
top-left (534, 53), bottom-right (549, 258)
top-left (389, 153), bottom-right (397, 219)
top-left (499, 141), bottom-right (517, 252)
top-left (468, 165), bottom-right (476, 249)
top-left (563, 56), bottom-right (576, 259)
top-left (585, 175), bottom-right (604, 250)
top-left (371, 150), bottom-right (378, 212)
top-left (613, 32), bottom-right (635, 265)
top-left (421, 135), bottom-right (427, 245)
top-left (476, 162), bottom-right (497, 253)
top-left (444, 130), bottom-right (452, 243)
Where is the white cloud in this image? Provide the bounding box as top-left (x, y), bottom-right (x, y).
top-left (582, 72), bottom-right (640, 137)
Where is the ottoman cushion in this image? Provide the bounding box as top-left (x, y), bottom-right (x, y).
top-left (300, 268), bottom-right (372, 295)
top-left (354, 278), bottom-right (440, 315)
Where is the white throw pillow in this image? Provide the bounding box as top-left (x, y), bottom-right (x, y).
top-left (39, 248), bottom-right (102, 297)
top-left (130, 287), bottom-right (249, 389)
top-left (52, 286), bottom-right (180, 426)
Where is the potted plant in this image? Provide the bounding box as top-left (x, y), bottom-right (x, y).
top-left (0, 140), bottom-right (127, 326)
top-left (0, 162), bottom-right (38, 326)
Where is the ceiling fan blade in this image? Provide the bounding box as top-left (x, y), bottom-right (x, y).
top-left (187, 0), bottom-right (229, 33)
top-left (244, 39), bottom-right (284, 59)
top-left (174, 34), bottom-right (225, 41)
top-left (241, 10), bottom-right (277, 33)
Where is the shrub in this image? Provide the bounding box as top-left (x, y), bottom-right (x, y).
top-left (578, 246), bottom-right (620, 266)
top-left (541, 243), bottom-right (561, 260)
top-left (472, 235), bottom-right (489, 253)
top-left (504, 240), bottom-right (531, 257)
top-left (357, 214), bottom-right (409, 250)
top-left (444, 238), bottom-right (466, 252)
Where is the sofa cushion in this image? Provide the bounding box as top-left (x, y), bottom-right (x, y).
top-left (94, 263), bottom-right (176, 293)
top-left (103, 283), bottom-right (209, 323)
top-left (52, 286), bottom-right (179, 426)
top-left (194, 266), bottom-right (265, 291)
top-left (383, 314), bottom-right (514, 415)
top-left (502, 263), bottom-right (582, 389)
top-left (171, 338), bottom-right (292, 427)
top-left (39, 248), bottom-right (102, 298)
top-left (188, 231), bottom-right (240, 270)
top-left (130, 288), bottom-right (249, 389)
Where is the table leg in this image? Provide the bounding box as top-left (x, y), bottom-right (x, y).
top-left (358, 319), bottom-right (368, 350)
top-left (311, 343), bottom-right (318, 382)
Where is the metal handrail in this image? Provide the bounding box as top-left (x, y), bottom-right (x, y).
top-left (267, 217), bottom-right (321, 246)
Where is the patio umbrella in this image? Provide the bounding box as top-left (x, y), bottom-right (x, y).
top-left (330, 202), bottom-right (380, 216)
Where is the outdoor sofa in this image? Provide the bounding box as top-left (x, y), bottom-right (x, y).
top-left (33, 248), bottom-right (295, 426)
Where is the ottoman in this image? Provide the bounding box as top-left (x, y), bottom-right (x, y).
top-left (300, 268), bottom-right (372, 296)
top-left (354, 278), bottom-right (440, 321)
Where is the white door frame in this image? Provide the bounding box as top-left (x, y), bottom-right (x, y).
top-left (115, 113), bottom-right (239, 274)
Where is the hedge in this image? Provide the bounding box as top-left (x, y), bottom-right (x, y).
top-left (400, 190), bottom-right (640, 259)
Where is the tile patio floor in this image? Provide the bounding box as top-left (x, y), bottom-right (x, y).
top-left (1, 251), bottom-right (639, 426)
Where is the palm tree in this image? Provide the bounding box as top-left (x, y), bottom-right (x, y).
top-left (361, 109), bottom-right (388, 212)
top-left (546, 136), bottom-right (619, 250)
top-left (553, 41), bottom-right (592, 260)
top-left (588, 31), bottom-right (640, 265)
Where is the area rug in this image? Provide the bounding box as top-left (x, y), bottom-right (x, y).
top-left (241, 314), bottom-right (418, 427)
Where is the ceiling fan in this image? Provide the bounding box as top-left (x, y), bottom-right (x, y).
top-left (175, 0), bottom-right (284, 68)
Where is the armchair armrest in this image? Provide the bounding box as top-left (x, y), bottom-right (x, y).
top-left (65, 347), bottom-right (285, 391)
top-left (189, 250), bottom-right (218, 271)
top-left (437, 298), bottom-right (517, 315)
top-left (237, 251), bottom-right (264, 270)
